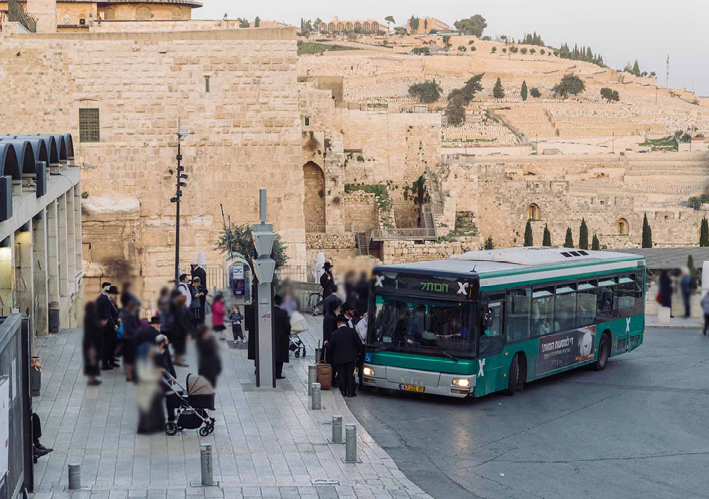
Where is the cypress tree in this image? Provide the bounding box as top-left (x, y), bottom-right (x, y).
top-left (524, 219), bottom-right (533, 246)
top-left (493, 78), bottom-right (505, 99)
top-left (688, 254), bottom-right (696, 275)
top-left (700, 217), bottom-right (709, 247)
top-left (484, 236), bottom-right (495, 250)
top-left (542, 223), bottom-right (552, 246)
top-left (579, 218), bottom-right (589, 250)
top-left (642, 213), bottom-right (653, 248)
top-left (521, 80), bottom-right (528, 101)
top-left (564, 228), bottom-right (574, 248)
top-left (592, 233), bottom-right (600, 250)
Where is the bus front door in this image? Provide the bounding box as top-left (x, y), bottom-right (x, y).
top-left (475, 301), bottom-right (505, 397)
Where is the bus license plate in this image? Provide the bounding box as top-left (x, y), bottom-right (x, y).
top-left (400, 384), bottom-right (424, 393)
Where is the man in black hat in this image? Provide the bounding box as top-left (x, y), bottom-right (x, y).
top-left (327, 314), bottom-right (363, 397)
top-left (320, 261), bottom-right (335, 299)
top-left (97, 283), bottom-right (119, 370)
top-left (273, 294), bottom-right (291, 380)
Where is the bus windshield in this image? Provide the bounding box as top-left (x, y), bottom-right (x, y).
top-left (368, 294), bottom-right (477, 358)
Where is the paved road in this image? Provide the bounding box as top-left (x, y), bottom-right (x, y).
top-left (347, 328), bottom-right (709, 499)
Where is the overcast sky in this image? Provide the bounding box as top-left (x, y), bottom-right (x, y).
top-left (195, 0), bottom-right (709, 96)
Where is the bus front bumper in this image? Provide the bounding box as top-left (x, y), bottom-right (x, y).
top-left (361, 364), bottom-right (476, 398)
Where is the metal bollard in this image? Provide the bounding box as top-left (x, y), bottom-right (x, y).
top-left (331, 415), bottom-right (343, 443)
top-left (311, 382), bottom-right (321, 410)
top-left (343, 424), bottom-right (360, 463)
top-left (308, 364), bottom-right (317, 396)
top-left (200, 443), bottom-right (214, 486)
top-left (67, 464), bottom-right (81, 490)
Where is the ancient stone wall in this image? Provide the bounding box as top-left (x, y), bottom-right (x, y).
top-left (343, 191), bottom-right (377, 232)
top-left (0, 28), bottom-right (305, 301)
top-left (381, 237), bottom-right (479, 264)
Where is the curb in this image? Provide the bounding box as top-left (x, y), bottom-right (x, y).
top-left (646, 325), bottom-right (701, 330)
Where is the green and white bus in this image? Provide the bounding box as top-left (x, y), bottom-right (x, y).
top-left (362, 247), bottom-right (645, 398)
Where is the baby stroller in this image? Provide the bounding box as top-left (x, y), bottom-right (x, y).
top-left (289, 311), bottom-right (307, 358)
top-left (163, 373), bottom-right (216, 437)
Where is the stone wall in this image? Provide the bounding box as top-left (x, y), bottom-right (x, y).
top-left (381, 237), bottom-right (479, 264)
top-left (343, 191), bottom-right (377, 232)
top-left (0, 27), bottom-right (304, 301)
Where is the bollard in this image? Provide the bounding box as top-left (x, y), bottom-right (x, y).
top-left (200, 443), bottom-right (214, 486)
top-left (311, 382), bottom-right (321, 410)
top-left (331, 415), bottom-right (343, 444)
top-left (343, 424), bottom-right (360, 463)
top-left (308, 364), bottom-right (317, 396)
top-left (67, 464), bottom-right (81, 490)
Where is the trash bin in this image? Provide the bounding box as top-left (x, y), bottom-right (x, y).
top-left (48, 301), bottom-right (60, 334)
top-left (31, 356), bottom-right (41, 397)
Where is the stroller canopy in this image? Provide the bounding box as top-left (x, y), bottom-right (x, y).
top-left (187, 374), bottom-right (215, 396)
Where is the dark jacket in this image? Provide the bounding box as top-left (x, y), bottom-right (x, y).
top-left (97, 293), bottom-right (115, 328)
top-left (191, 266), bottom-right (207, 289)
top-left (83, 309), bottom-right (103, 376)
top-left (246, 302), bottom-right (256, 360)
top-left (197, 336), bottom-right (222, 385)
top-left (119, 310), bottom-right (140, 341)
top-left (320, 271), bottom-right (334, 298)
top-left (659, 274), bottom-right (672, 307)
top-left (323, 312), bottom-right (338, 344)
top-left (327, 325), bottom-right (363, 365)
top-left (173, 305), bottom-right (194, 339)
top-left (274, 306), bottom-right (291, 364)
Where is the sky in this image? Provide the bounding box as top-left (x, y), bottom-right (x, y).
top-left (195, 0), bottom-right (709, 96)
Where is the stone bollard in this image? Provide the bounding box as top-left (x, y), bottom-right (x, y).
top-left (343, 424), bottom-right (360, 463)
top-left (308, 364), bottom-right (317, 396)
top-left (67, 464), bottom-right (81, 490)
top-left (200, 443), bottom-right (214, 486)
top-left (331, 415), bottom-right (343, 444)
top-left (311, 382), bottom-right (321, 410)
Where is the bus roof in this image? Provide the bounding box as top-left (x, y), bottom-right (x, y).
top-left (374, 247), bottom-right (645, 283)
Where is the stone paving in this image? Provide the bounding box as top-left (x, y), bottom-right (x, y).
top-left (30, 314), bottom-right (431, 499)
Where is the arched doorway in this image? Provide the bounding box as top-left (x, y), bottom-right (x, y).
top-left (303, 162), bottom-right (325, 232)
top-left (526, 203), bottom-right (541, 220)
top-left (616, 218), bottom-right (629, 235)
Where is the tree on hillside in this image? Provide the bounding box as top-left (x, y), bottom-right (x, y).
top-left (394, 26), bottom-right (407, 36)
top-left (521, 80), bottom-right (528, 101)
top-left (491, 46), bottom-right (497, 53)
top-left (579, 218), bottom-right (589, 250)
top-left (408, 80), bottom-right (442, 103)
top-left (564, 228), bottom-right (574, 248)
top-left (642, 213), bottom-right (653, 248)
top-left (409, 16), bottom-right (420, 31)
top-left (493, 78), bottom-right (505, 99)
top-left (483, 236), bottom-right (495, 250)
top-left (217, 223), bottom-right (288, 272)
top-left (701, 217), bottom-right (709, 247)
top-left (524, 220), bottom-right (534, 246)
top-left (543, 224), bottom-right (552, 246)
top-left (553, 74), bottom-right (585, 98)
top-left (520, 47), bottom-right (528, 55)
top-left (442, 35), bottom-right (451, 47)
top-left (239, 17), bottom-right (251, 28)
top-left (592, 234), bottom-right (600, 250)
top-left (540, 49), bottom-right (545, 55)
top-left (458, 45), bottom-right (467, 53)
top-left (254, 16), bottom-right (261, 27)
top-left (632, 60), bottom-right (641, 77)
top-left (530, 87), bottom-right (541, 98)
top-left (530, 48), bottom-right (536, 55)
top-left (600, 87), bottom-right (620, 102)
top-left (468, 39), bottom-right (475, 45)
top-left (385, 15), bottom-right (395, 32)
top-left (445, 73), bottom-right (484, 125)
top-left (453, 15), bottom-right (487, 37)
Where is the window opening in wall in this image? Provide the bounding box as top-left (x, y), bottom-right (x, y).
top-left (205, 76), bottom-right (210, 93)
top-left (616, 218), bottom-right (629, 235)
top-left (79, 108), bottom-right (100, 143)
top-left (304, 117), bottom-right (310, 127)
top-left (526, 203), bottom-right (541, 220)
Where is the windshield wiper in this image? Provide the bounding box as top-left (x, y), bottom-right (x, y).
top-left (439, 348), bottom-right (459, 363)
top-left (368, 344), bottom-right (397, 352)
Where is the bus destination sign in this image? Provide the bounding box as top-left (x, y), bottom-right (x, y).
top-left (374, 272), bottom-right (476, 299)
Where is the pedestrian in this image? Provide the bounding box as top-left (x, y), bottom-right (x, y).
top-left (211, 293), bottom-right (226, 340)
top-left (230, 305), bottom-right (244, 342)
top-left (355, 271), bottom-right (370, 315)
top-left (355, 312), bottom-right (368, 387)
top-left (702, 292), bottom-right (709, 336)
top-left (273, 294), bottom-right (291, 380)
top-left (191, 260), bottom-right (207, 320)
top-left (98, 284), bottom-right (119, 370)
top-left (658, 270), bottom-right (673, 315)
top-left (323, 285), bottom-right (342, 316)
top-left (171, 290), bottom-right (192, 367)
top-left (323, 300), bottom-right (341, 386)
top-left (82, 301), bottom-right (103, 386)
top-left (190, 276), bottom-right (207, 325)
top-left (196, 324), bottom-right (222, 388)
top-left (282, 285), bottom-right (299, 317)
top-left (158, 286), bottom-right (174, 342)
top-left (177, 273), bottom-right (192, 308)
top-left (120, 299), bottom-right (140, 382)
top-left (31, 413), bottom-right (53, 459)
top-left (135, 341), bottom-right (165, 435)
top-left (109, 286), bottom-right (121, 365)
top-left (327, 314), bottom-right (363, 398)
top-left (680, 267), bottom-right (697, 318)
top-left (154, 334), bottom-right (179, 422)
top-left (320, 261), bottom-right (335, 298)
top-left (120, 281), bottom-right (138, 309)
top-left (343, 302), bottom-right (357, 328)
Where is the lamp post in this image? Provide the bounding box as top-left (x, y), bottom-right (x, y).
top-left (171, 120), bottom-right (189, 281)
top-left (253, 189), bottom-right (276, 388)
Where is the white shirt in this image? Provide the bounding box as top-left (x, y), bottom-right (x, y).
top-left (355, 316), bottom-right (368, 343)
top-left (177, 282), bottom-right (192, 307)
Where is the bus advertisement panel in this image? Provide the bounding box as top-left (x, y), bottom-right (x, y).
top-left (537, 325), bottom-right (596, 375)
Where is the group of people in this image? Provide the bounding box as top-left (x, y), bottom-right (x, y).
top-left (82, 261), bottom-right (227, 434)
top-left (321, 262), bottom-right (370, 398)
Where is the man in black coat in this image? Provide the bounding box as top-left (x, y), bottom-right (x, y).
top-left (191, 260), bottom-right (207, 320)
top-left (273, 294), bottom-right (291, 380)
top-left (97, 283), bottom-right (119, 370)
top-left (320, 261), bottom-right (335, 298)
top-left (327, 314), bottom-right (363, 397)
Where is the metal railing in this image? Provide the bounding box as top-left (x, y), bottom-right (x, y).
top-left (371, 227), bottom-right (438, 241)
top-left (8, 0), bottom-right (36, 32)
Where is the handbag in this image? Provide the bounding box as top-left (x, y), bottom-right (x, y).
top-left (116, 323), bottom-right (124, 340)
top-left (655, 292), bottom-right (662, 304)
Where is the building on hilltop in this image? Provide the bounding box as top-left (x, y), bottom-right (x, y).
top-left (407, 17), bottom-right (450, 35)
top-left (318, 16), bottom-right (381, 34)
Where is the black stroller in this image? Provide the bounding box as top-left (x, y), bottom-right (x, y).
top-left (163, 373), bottom-right (216, 437)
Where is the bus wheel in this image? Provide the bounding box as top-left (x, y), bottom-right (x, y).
top-left (592, 333), bottom-right (610, 371)
top-left (505, 354), bottom-right (520, 396)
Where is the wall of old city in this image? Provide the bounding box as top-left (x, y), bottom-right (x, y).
top-left (0, 27), bottom-right (305, 301)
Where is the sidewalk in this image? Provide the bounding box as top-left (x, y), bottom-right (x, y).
top-left (645, 315), bottom-right (703, 329)
top-left (30, 315), bottom-right (431, 499)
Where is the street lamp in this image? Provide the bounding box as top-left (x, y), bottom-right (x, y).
top-left (253, 189), bottom-right (276, 388)
top-left (172, 122), bottom-right (189, 281)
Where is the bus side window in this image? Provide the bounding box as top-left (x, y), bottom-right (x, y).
top-left (576, 280), bottom-right (597, 327)
top-left (597, 277), bottom-right (618, 320)
top-left (505, 288), bottom-right (530, 342)
top-left (531, 287), bottom-right (554, 336)
top-left (617, 274), bottom-right (637, 317)
top-left (554, 283), bottom-right (576, 332)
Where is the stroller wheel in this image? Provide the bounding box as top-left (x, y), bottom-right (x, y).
top-left (199, 425), bottom-right (210, 437)
top-left (303, 348), bottom-right (307, 357)
top-left (208, 424), bottom-right (215, 435)
top-left (165, 422), bottom-right (178, 436)
top-left (294, 350), bottom-right (300, 358)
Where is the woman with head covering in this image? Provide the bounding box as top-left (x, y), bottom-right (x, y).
top-left (83, 301), bottom-right (103, 386)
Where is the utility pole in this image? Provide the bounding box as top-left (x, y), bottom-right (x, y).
top-left (172, 118), bottom-right (189, 281)
top-left (253, 189), bottom-right (276, 388)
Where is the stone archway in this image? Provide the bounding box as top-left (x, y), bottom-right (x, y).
top-left (526, 203), bottom-right (541, 220)
top-left (616, 218), bottom-right (629, 235)
top-left (303, 162), bottom-right (326, 232)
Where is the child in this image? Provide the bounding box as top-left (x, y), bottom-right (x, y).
top-left (230, 305), bottom-right (244, 342)
top-left (212, 294), bottom-right (226, 340)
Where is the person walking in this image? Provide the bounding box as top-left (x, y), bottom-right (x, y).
top-left (680, 268), bottom-right (697, 318)
top-left (120, 299), bottom-right (140, 382)
top-left (355, 312), bottom-right (368, 387)
top-left (658, 270), bottom-right (673, 314)
top-left (98, 284), bottom-right (119, 370)
top-left (273, 294), bottom-right (291, 380)
top-left (320, 261), bottom-right (335, 299)
top-left (702, 291), bottom-right (709, 336)
top-left (322, 300), bottom-right (341, 386)
top-left (189, 276), bottom-right (206, 325)
top-left (191, 260), bottom-right (207, 321)
top-left (158, 287), bottom-right (174, 342)
top-left (327, 314), bottom-right (363, 398)
top-left (196, 324), bottom-right (222, 388)
top-left (82, 301), bottom-right (103, 386)
top-left (171, 290), bottom-right (192, 367)
top-left (230, 305), bottom-right (244, 342)
top-left (211, 294), bottom-right (226, 339)
top-left (154, 334), bottom-right (179, 422)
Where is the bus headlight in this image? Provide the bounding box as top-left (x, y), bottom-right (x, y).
top-left (452, 378), bottom-right (470, 388)
top-left (363, 366), bottom-right (375, 377)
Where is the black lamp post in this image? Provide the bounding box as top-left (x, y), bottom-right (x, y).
top-left (171, 124), bottom-right (189, 281)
